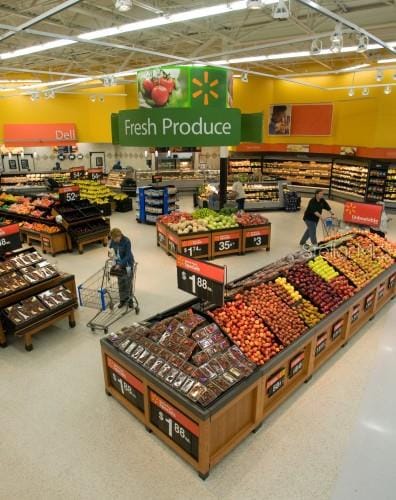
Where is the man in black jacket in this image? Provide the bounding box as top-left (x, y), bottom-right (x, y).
top-left (300, 189), bottom-right (333, 247)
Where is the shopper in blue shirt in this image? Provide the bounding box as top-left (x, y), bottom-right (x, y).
top-left (109, 228), bottom-right (134, 308)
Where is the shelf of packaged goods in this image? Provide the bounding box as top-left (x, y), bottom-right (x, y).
top-left (0, 272), bottom-right (78, 350)
top-left (100, 264), bottom-right (395, 478)
top-left (330, 188), bottom-right (366, 200)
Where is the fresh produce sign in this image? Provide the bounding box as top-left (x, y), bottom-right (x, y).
top-left (149, 391), bottom-right (199, 460)
top-left (168, 232), bottom-right (178, 254)
top-left (113, 107), bottom-right (241, 147)
top-left (107, 357), bottom-right (144, 412)
top-left (157, 225), bottom-right (167, 247)
top-left (59, 185), bottom-right (80, 204)
top-left (266, 368), bottom-right (286, 397)
top-left (181, 237), bottom-right (209, 258)
top-left (176, 254), bottom-right (225, 306)
top-left (0, 224), bottom-right (22, 254)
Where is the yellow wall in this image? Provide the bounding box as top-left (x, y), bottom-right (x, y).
top-left (233, 69), bottom-right (396, 148)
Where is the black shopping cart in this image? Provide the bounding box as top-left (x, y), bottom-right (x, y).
top-left (78, 259), bottom-right (139, 333)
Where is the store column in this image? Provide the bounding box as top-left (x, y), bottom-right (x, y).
top-left (219, 146), bottom-right (229, 208)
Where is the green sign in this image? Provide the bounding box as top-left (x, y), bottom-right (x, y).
top-left (191, 67), bottom-right (229, 108)
top-left (137, 67), bottom-right (190, 109)
top-left (113, 107), bottom-right (241, 147)
top-left (241, 113), bottom-right (264, 143)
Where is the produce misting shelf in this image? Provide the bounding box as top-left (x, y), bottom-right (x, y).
top-left (101, 262), bottom-right (395, 479)
top-left (156, 221), bottom-right (271, 260)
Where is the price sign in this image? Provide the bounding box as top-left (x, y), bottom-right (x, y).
top-left (289, 352), bottom-right (305, 379)
top-left (364, 292), bottom-right (375, 311)
top-left (351, 304), bottom-right (360, 323)
top-left (378, 283), bottom-right (385, 300)
top-left (107, 357), bottom-right (144, 412)
top-left (69, 166), bottom-right (85, 180)
top-left (315, 333), bottom-right (327, 356)
top-left (152, 175), bottom-right (163, 183)
top-left (157, 226), bottom-right (167, 247)
top-left (59, 185), bottom-right (80, 204)
top-left (213, 230), bottom-right (240, 254)
top-left (150, 391), bottom-right (199, 460)
top-left (244, 227), bottom-right (269, 249)
top-left (176, 254), bottom-right (225, 306)
top-left (88, 168), bottom-right (103, 181)
top-left (332, 319), bottom-right (344, 341)
top-left (182, 237), bottom-right (209, 258)
top-left (0, 224), bottom-right (22, 254)
top-left (168, 233), bottom-right (178, 255)
top-left (266, 368), bottom-right (286, 397)
top-left (388, 273), bottom-right (395, 289)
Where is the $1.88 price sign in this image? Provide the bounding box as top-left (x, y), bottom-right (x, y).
top-left (149, 392), bottom-right (199, 460)
top-left (0, 224), bottom-right (22, 254)
top-left (107, 357), bottom-right (144, 411)
top-left (176, 255), bottom-right (225, 306)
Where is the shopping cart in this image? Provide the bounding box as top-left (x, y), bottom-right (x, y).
top-left (78, 259), bottom-right (139, 333)
top-left (321, 215), bottom-right (341, 238)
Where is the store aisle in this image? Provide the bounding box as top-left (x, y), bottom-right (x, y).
top-left (0, 198), bottom-right (395, 500)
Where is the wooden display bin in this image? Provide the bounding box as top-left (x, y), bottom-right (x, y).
top-left (21, 229), bottom-right (71, 256)
top-left (74, 231), bottom-right (109, 254)
top-left (101, 265), bottom-right (395, 478)
top-left (211, 229), bottom-right (242, 258)
top-left (241, 224), bottom-right (271, 253)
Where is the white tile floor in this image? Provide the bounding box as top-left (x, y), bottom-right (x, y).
top-left (0, 197), bottom-right (395, 500)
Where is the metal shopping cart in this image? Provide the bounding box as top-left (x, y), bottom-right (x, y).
top-left (321, 215), bottom-right (341, 238)
top-left (78, 260), bottom-right (139, 333)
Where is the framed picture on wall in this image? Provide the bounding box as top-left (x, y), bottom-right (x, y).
top-left (20, 159), bottom-right (30, 170)
top-left (96, 157), bottom-right (104, 167)
top-left (9, 159), bottom-right (17, 169)
top-left (268, 104), bottom-right (292, 136)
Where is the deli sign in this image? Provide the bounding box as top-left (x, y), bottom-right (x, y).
top-left (343, 201), bottom-right (383, 228)
top-left (4, 123), bottom-right (77, 147)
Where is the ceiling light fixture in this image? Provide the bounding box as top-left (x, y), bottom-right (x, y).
top-left (376, 69), bottom-right (384, 82)
top-left (103, 76), bottom-right (116, 87)
top-left (232, 74), bottom-right (242, 78)
top-left (0, 79), bottom-right (42, 83)
top-left (272, 0), bottom-right (290, 20)
top-left (115, 0), bottom-right (132, 12)
top-left (22, 77), bottom-right (92, 90)
top-left (30, 92), bottom-right (40, 101)
top-left (348, 88), bottom-right (355, 97)
top-left (384, 85), bottom-right (392, 95)
top-left (241, 72), bottom-right (249, 82)
top-left (0, 39), bottom-right (76, 60)
top-left (247, 0), bottom-right (263, 8)
top-left (362, 87), bottom-right (369, 96)
top-left (310, 39), bottom-right (322, 55)
top-left (356, 33), bottom-right (369, 53)
top-left (44, 89), bottom-right (55, 99)
top-left (330, 23), bottom-right (343, 53)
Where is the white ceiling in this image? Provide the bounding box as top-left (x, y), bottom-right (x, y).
top-left (0, 0), bottom-right (395, 91)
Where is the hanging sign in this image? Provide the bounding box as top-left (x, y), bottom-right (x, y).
top-left (0, 224), bottom-right (22, 254)
top-left (176, 254), bottom-right (225, 306)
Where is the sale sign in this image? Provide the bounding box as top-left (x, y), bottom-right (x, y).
top-left (343, 201), bottom-right (383, 228)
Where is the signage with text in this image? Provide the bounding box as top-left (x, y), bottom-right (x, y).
top-left (149, 391), bottom-right (199, 460)
top-left (289, 352), bottom-right (305, 379)
top-left (351, 304), bottom-right (360, 323)
top-left (69, 166), bottom-right (85, 180)
top-left (266, 368), bottom-right (286, 397)
top-left (315, 333), bottom-right (327, 356)
top-left (378, 283), bottom-right (385, 300)
top-left (331, 319), bottom-right (344, 341)
top-left (364, 292), bottom-right (375, 311)
top-left (343, 201), bottom-right (383, 228)
top-left (244, 227), bottom-right (270, 249)
top-left (59, 185), bottom-right (80, 204)
top-left (87, 168), bottom-right (103, 181)
top-left (0, 224), bottom-right (22, 254)
top-left (4, 123), bottom-right (77, 147)
top-left (213, 230), bottom-right (240, 253)
top-left (176, 254), bottom-right (225, 306)
top-left (113, 107), bottom-right (241, 147)
top-left (181, 237), bottom-right (210, 258)
top-left (107, 357), bottom-right (144, 411)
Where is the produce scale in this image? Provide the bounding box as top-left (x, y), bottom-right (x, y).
top-left (100, 231), bottom-right (395, 478)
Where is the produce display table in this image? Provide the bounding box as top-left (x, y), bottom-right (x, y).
top-left (21, 228), bottom-right (71, 256)
top-left (156, 221), bottom-right (271, 260)
top-left (101, 247), bottom-right (395, 478)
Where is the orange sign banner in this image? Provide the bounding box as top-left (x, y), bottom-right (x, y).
top-left (343, 201), bottom-right (383, 227)
top-left (4, 123), bottom-right (77, 147)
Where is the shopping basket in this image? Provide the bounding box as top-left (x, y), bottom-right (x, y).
top-left (78, 259), bottom-right (139, 333)
top-left (321, 215), bottom-right (340, 238)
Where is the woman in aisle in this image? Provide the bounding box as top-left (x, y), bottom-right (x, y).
top-left (232, 177), bottom-right (246, 211)
top-left (299, 189), bottom-right (334, 248)
top-left (109, 228), bottom-right (134, 308)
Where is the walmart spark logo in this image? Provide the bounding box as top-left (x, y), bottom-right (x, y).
top-left (190, 68), bottom-right (227, 108)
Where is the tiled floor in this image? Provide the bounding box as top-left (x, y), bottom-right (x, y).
top-left (0, 197), bottom-right (395, 500)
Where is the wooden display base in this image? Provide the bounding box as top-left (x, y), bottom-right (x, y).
top-left (156, 222), bottom-right (271, 260)
top-left (21, 229), bottom-right (72, 256)
top-left (0, 273), bottom-right (78, 350)
top-left (75, 232), bottom-right (108, 254)
top-left (101, 266), bottom-right (395, 478)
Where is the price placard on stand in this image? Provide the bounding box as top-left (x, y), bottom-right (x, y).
top-left (289, 352), bottom-right (305, 379)
top-left (244, 227), bottom-right (270, 250)
top-left (107, 357), bottom-right (144, 412)
top-left (149, 391), bottom-right (199, 460)
top-left (157, 225), bottom-right (167, 247)
top-left (176, 255), bottom-right (225, 306)
top-left (315, 333), bottom-right (327, 356)
top-left (378, 283), bottom-right (385, 300)
top-left (168, 233), bottom-right (178, 255)
top-left (182, 237), bottom-right (210, 258)
top-left (213, 230), bottom-right (241, 255)
top-left (88, 168), bottom-right (103, 181)
top-left (351, 304), bottom-right (360, 323)
top-left (69, 166), bottom-right (85, 180)
top-left (364, 292), bottom-right (375, 311)
top-left (389, 273), bottom-right (395, 289)
top-left (0, 224), bottom-right (22, 254)
top-left (266, 368), bottom-right (286, 397)
top-left (331, 319), bottom-right (344, 341)
top-left (59, 185), bottom-right (80, 204)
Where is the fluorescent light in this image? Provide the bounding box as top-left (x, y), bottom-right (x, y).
top-left (0, 39), bottom-right (76, 60)
top-left (378, 57), bottom-right (396, 64)
top-left (21, 77), bottom-right (91, 89)
top-left (0, 87), bottom-right (16, 92)
top-left (0, 79), bottom-right (42, 83)
top-left (79, 1), bottom-right (277, 41)
top-left (232, 74), bottom-right (242, 78)
top-left (338, 63), bottom-right (370, 72)
top-left (112, 70), bottom-right (137, 78)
